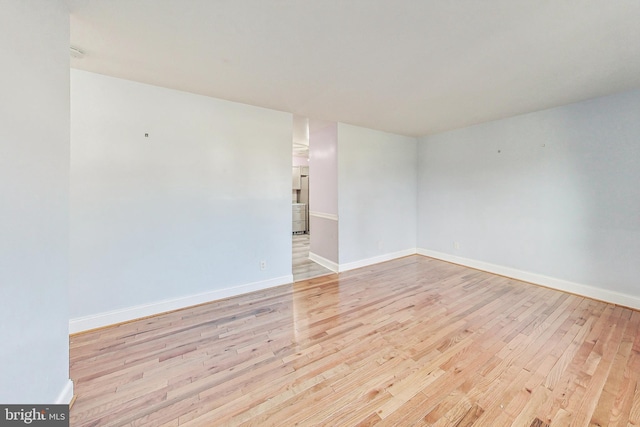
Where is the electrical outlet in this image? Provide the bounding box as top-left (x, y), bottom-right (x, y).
top-left (377, 240), bottom-right (383, 250)
top-left (260, 260), bottom-right (267, 270)
top-left (453, 241), bottom-right (460, 250)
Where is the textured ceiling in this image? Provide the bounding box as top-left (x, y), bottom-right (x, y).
top-left (69, 0), bottom-right (640, 137)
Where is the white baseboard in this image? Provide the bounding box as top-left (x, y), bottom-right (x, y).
top-left (339, 248), bottom-right (417, 272)
top-left (56, 379), bottom-right (74, 404)
top-left (308, 252), bottom-right (339, 272)
top-left (417, 248), bottom-right (640, 310)
top-left (69, 275), bottom-right (293, 334)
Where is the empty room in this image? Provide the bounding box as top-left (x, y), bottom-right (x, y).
top-left (1, 1), bottom-right (640, 426)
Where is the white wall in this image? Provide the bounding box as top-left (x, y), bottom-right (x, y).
top-left (418, 90), bottom-right (640, 305)
top-left (70, 70), bottom-right (293, 329)
top-left (293, 155), bottom-right (309, 167)
top-left (0, 1), bottom-right (72, 403)
top-left (338, 123), bottom-right (418, 269)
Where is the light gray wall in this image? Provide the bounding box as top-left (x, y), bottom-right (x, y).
top-left (309, 122), bottom-right (339, 216)
top-left (418, 89), bottom-right (640, 296)
top-left (338, 123), bottom-right (418, 265)
top-left (309, 121), bottom-right (339, 263)
top-left (0, 1), bottom-right (70, 403)
top-left (70, 70), bottom-right (292, 319)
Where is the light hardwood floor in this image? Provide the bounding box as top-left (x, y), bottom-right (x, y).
top-left (292, 233), bottom-right (334, 282)
top-left (70, 255), bottom-right (640, 426)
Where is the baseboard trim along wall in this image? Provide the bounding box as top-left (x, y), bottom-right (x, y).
top-left (417, 248), bottom-right (640, 310)
top-left (69, 275), bottom-right (293, 334)
top-left (308, 252), bottom-right (339, 272)
top-left (70, 249), bottom-right (640, 334)
top-left (56, 379), bottom-right (74, 404)
top-left (339, 248), bottom-right (417, 272)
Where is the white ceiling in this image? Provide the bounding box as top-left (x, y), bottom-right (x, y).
top-left (69, 1), bottom-right (640, 137)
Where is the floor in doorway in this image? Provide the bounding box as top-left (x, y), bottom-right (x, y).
top-left (292, 233), bottom-right (334, 282)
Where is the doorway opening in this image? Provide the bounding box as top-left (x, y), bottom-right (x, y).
top-left (291, 116), bottom-right (334, 281)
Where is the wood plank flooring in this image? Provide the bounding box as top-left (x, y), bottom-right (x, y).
top-left (292, 233), bottom-right (334, 282)
top-left (69, 255), bottom-right (640, 426)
